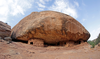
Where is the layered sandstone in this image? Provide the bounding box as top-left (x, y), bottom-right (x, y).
top-left (11, 11), bottom-right (90, 46)
top-left (0, 21), bottom-right (11, 38)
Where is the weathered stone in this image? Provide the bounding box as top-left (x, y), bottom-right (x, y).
top-left (28, 39), bottom-right (44, 47)
top-left (11, 11), bottom-right (90, 46)
top-left (0, 21), bottom-right (11, 38)
top-left (4, 37), bottom-right (12, 44)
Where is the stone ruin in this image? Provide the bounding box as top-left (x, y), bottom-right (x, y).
top-left (28, 39), bottom-right (44, 47)
top-left (27, 39), bottom-right (86, 47)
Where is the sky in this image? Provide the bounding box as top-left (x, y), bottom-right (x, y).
top-left (0, 0), bottom-right (100, 41)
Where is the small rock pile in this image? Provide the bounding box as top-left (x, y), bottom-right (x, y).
top-left (0, 37), bottom-right (12, 44)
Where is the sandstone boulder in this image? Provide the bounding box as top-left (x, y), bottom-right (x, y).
top-left (0, 21), bottom-right (11, 38)
top-left (11, 11), bottom-right (90, 46)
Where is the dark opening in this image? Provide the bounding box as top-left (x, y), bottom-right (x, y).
top-left (84, 40), bottom-right (87, 42)
top-left (44, 42), bottom-right (66, 47)
top-left (75, 40), bottom-right (81, 45)
top-left (44, 43), bottom-right (56, 46)
top-left (44, 42), bottom-right (59, 47)
top-left (78, 41), bottom-right (81, 44)
top-left (30, 42), bottom-right (33, 44)
top-left (57, 42), bottom-right (60, 45)
top-left (12, 39), bottom-right (28, 43)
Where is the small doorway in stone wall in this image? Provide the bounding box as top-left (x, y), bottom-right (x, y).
top-left (28, 39), bottom-right (44, 47)
top-left (30, 42), bottom-right (33, 45)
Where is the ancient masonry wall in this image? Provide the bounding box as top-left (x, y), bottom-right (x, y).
top-left (28, 39), bottom-right (44, 47)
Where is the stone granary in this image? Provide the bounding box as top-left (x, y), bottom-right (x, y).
top-left (11, 11), bottom-right (90, 47)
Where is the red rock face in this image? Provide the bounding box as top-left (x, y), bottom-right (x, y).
top-left (0, 21), bottom-right (11, 38)
top-left (11, 11), bottom-right (90, 44)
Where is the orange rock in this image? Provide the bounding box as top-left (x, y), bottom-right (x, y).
top-left (11, 11), bottom-right (90, 45)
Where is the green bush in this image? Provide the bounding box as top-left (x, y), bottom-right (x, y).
top-left (91, 42), bottom-right (95, 48)
top-left (87, 41), bottom-right (95, 48)
top-left (87, 33), bottom-right (100, 48)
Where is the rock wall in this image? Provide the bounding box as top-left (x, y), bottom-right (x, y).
top-left (0, 21), bottom-right (11, 38)
top-left (28, 39), bottom-right (44, 47)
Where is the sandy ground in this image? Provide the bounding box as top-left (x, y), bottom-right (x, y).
top-left (0, 41), bottom-right (100, 59)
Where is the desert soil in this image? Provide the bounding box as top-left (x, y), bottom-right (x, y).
top-left (0, 41), bottom-right (100, 59)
